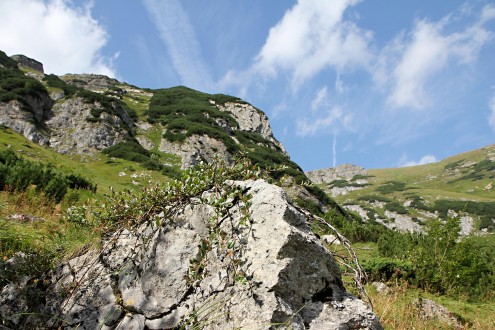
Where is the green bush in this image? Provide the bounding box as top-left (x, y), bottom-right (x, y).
top-left (375, 181), bottom-right (407, 194)
top-left (0, 149), bottom-right (95, 202)
top-left (385, 201), bottom-right (408, 214)
top-left (322, 209), bottom-right (390, 243)
top-left (0, 64), bottom-right (50, 118)
top-left (376, 217), bottom-right (495, 300)
top-left (362, 257), bottom-right (414, 282)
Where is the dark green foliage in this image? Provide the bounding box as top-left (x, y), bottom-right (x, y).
top-left (479, 217), bottom-right (494, 231)
top-left (103, 140), bottom-right (182, 179)
top-left (357, 195), bottom-right (392, 203)
top-left (0, 149), bottom-right (94, 202)
top-left (362, 258), bottom-right (414, 282)
top-left (43, 74), bottom-right (78, 97)
top-left (148, 87), bottom-right (239, 152)
top-left (66, 174), bottom-right (96, 192)
top-left (0, 51), bottom-right (19, 69)
top-left (375, 181), bottom-right (407, 194)
top-left (351, 174), bottom-right (373, 181)
top-left (147, 85), bottom-right (331, 210)
top-left (103, 140), bottom-right (151, 163)
top-left (408, 195), bottom-right (430, 210)
top-left (0, 62), bottom-right (49, 117)
top-left (329, 179), bottom-right (348, 188)
top-left (448, 159), bottom-right (495, 183)
top-left (385, 201), bottom-right (408, 214)
top-left (432, 199), bottom-right (495, 219)
top-left (444, 159), bottom-right (465, 171)
top-left (322, 209), bottom-right (390, 243)
top-left (376, 218), bottom-right (495, 300)
top-left (44, 74), bottom-right (137, 122)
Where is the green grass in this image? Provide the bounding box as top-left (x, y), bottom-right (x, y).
top-left (0, 126), bottom-right (169, 195)
top-left (334, 145), bottom-right (495, 227)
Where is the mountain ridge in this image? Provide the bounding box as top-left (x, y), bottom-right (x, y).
top-left (307, 144), bottom-right (495, 233)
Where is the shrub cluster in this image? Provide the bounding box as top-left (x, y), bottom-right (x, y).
top-left (0, 51), bottom-right (49, 118)
top-left (43, 74), bottom-right (138, 122)
top-left (0, 149), bottom-right (95, 202)
top-left (103, 140), bottom-right (181, 179)
top-left (146, 86), bottom-right (331, 210)
top-left (375, 181), bottom-right (408, 194)
top-left (324, 208), bottom-right (494, 300)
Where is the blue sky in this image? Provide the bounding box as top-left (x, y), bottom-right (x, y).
top-left (1, 0), bottom-right (494, 171)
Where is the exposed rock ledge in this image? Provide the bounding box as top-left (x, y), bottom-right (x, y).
top-left (306, 164), bottom-right (367, 185)
top-left (0, 180), bottom-right (381, 329)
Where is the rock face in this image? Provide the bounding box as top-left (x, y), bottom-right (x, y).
top-left (159, 102), bottom-right (287, 169)
top-left (46, 97), bottom-right (131, 154)
top-left (414, 298), bottom-right (466, 329)
top-left (159, 134), bottom-right (232, 169)
top-left (11, 54), bottom-right (44, 73)
top-left (0, 180), bottom-right (382, 329)
top-left (0, 100), bottom-right (51, 146)
top-left (306, 164), bottom-right (367, 185)
top-left (61, 74), bottom-right (121, 92)
top-left (216, 102), bottom-right (287, 155)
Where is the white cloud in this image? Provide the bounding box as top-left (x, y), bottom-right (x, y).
top-left (254, 0), bottom-right (372, 90)
top-left (335, 73), bottom-right (345, 94)
top-left (489, 93), bottom-right (495, 132)
top-left (311, 86), bottom-right (329, 111)
top-left (399, 154), bottom-right (437, 167)
top-left (142, 0), bottom-right (213, 91)
top-left (296, 106), bottom-right (353, 137)
top-left (0, 0), bottom-right (116, 76)
top-left (380, 5), bottom-right (495, 109)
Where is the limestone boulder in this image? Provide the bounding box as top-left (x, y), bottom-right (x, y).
top-left (0, 180), bottom-right (382, 329)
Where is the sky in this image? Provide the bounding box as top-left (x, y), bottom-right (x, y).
top-left (0, 0), bottom-right (494, 171)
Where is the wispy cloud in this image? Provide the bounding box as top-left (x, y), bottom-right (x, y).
top-left (377, 4), bottom-right (495, 110)
top-left (0, 0), bottom-right (116, 76)
top-left (142, 0), bottom-right (213, 91)
top-left (253, 0), bottom-right (372, 90)
top-left (489, 91), bottom-right (495, 132)
top-left (296, 106), bottom-right (353, 137)
top-left (311, 86), bottom-right (329, 111)
top-left (398, 154), bottom-right (437, 167)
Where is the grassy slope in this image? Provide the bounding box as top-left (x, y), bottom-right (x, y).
top-left (0, 126), bottom-right (171, 195)
top-left (333, 145), bottom-right (495, 223)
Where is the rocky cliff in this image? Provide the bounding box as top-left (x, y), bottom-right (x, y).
top-left (0, 179), bottom-right (381, 329)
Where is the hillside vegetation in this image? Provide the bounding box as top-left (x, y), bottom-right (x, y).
top-left (1, 50), bottom-right (493, 328)
top-left (324, 145), bottom-right (495, 232)
top-left (313, 146), bottom-right (495, 328)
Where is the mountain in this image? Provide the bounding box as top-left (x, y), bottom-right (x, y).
top-left (0, 52), bottom-right (383, 328)
top-left (307, 145), bottom-right (495, 234)
top-left (0, 50), bottom-right (332, 211)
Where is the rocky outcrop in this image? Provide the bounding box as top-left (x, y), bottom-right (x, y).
top-left (306, 164), bottom-right (367, 185)
top-left (216, 102), bottom-right (287, 155)
top-left (11, 54), bottom-right (44, 73)
top-left (46, 98), bottom-right (131, 154)
top-left (159, 101), bottom-right (288, 169)
top-left (159, 134), bottom-right (233, 169)
top-left (0, 97), bottom-right (52, 146)
top-left (414, 298), bottom-right (467, 329)
top-left (61, 74), bottom-right (121, 92)
top-left (0, 180), bottom-right (382, 329)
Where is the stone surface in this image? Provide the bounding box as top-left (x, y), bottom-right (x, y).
top-left (0, 180), bottom-right (382, 329)
top-left (159, 133), bottom-right (233, 169)
top-left (216, 102), bottom-right (287, 155)
top-left (372, 282), bottom-right (391, 294)
top-left (306, 164), bottom-right (367, 185)
top-left (11, 54), bottom-right (44, 73)
top-left (0, 96), bottom-right (52, 146)
top-left (414, 298), bottom-right (466, 329)
top-left (46, 97), bottom-right (131, 154)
